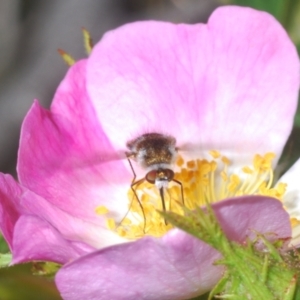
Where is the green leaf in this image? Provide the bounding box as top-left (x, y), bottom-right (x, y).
top-left (162, 205), bottom-right (299, 299)
top-left (294, 109), bottom-right (300, 128)
top-left (0, 253), bottom-right (12, 268)
top-left (0, 234), bottom-right (9, 253)
top-left (0, 263), bottom-right (62, 300)
top-left (223, 0), bottom-right (287, 23)
top-left (293, 281), bottom-right (300, 300)
top-left (32, 262), bottom-right (61, 279)
top-left (188, 292), bottom-right (210, 299)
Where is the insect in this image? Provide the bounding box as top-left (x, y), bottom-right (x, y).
top-left (126, 132), bottom-right (184, 229)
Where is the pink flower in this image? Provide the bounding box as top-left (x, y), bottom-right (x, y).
top-left (0, 5), bottom-right (299, 300)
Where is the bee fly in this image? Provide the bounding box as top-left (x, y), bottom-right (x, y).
top-left (126, 133), bottom-right (184, 229)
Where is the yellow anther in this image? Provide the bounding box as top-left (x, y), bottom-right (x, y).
top-left (199, 162), bottom-right (211, 175)
top-left (228, 174), bottom-right (240, 192)
top-left (221, 156), bottom-right (230, 165)
top-left (95, 206), bottom-right (109, 215)
top-left (140, 193), bottom-right (149, 203)
top-left (211, 161), bottom-right (217, 171)
top-left (176, 155), bottom-right (184, 167)
top-left (116, 228), bottom-right (127, 237)
top-left (253, 154), bottom-right (263, 171)
top-left (106, 218), bottom-right (116, 230)
top-left (276, 182), bottom-right (287, 195)
top-left (187, 170), bottom-right (195, 180)
top-left (258, 181), bottom-right (267, 192)
top-left (209, 150), bottom-right (221, 159)
top-left (253, 152), bottom-right (275, 173)
top-left (291, 218), bottom-right (300, 227)
top-left (181, 168), bottom-right (189, 181)
top-left (187, 160), bottom-right (196, 169)
top-left (264, 152), bottom-right (276, 161)
top-left (261, 153), bottom-right (275, 171)
top-left (242, 166), bottom-right (253, 174)
top-left (121, 218), bottom-right (132, 226)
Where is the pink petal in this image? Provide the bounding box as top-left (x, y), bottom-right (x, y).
top-left (20, 188), bottom-right (128, 249)
top-left (0, 173), bottom-right (127, 254)
top-left (214, 195), bottom-right (291, 242)
top-left (56, 234), bottom-right (222, 300)
top-left (0, 174), bottom-right (86, 263)
top-left (0, 174), bottom-right (22, 250)
top-left (17, 60), bottom-right (131, 222)
top-left (87, 6), bottom-right (299, 165)
top-left (55, 196), bottom-right (291, 300)
top-left (12, 215), bottom-right (86, 264)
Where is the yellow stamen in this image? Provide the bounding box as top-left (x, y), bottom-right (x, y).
top-left (209, 150), bottom-right (221, 159)
top-left (221, 156), bottom-right (230, 165)
top-left (95, 206), bottom-right (109, 215)
top-left (291, 218), bottom-right (300, 228)
top-left (176, 155), bottom-right (184, 167)
top-left (242, 166), bottom-right (253, 174)
top-left (106, 218), bottom-right (116, 230)
top-left (97, 151), bottom-right (289, 239)
top-left (187, 160), bottom-right (196, 169)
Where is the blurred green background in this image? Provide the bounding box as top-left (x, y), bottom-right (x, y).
top-left (0, 0), bottom-right (299, 299)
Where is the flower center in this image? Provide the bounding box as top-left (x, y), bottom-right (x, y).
top-left (97, 151), bottom-right (287, 239)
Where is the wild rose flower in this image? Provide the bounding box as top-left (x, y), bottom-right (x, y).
top-left (0, 5), bottom-right (299, 300)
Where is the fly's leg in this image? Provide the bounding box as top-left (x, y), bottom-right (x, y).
top-left (127, 157), bottom-right (146, 232)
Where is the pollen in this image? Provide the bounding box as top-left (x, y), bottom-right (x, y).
top-left (95, 206), bottom-right (109, 215)
top-left (106, 218), bottom-right (116, 230)
top-left (99, 151), bottom-right (288, 239)
top-left (209, 150), bottom-right (221, 159)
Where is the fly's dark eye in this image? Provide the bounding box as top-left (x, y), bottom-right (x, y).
top-left (145, 170), bottom-right (157, 183)
top-left (145, 169), bottom-right (175, 183)
top-left (165, 169), bottom-right (174, 181)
